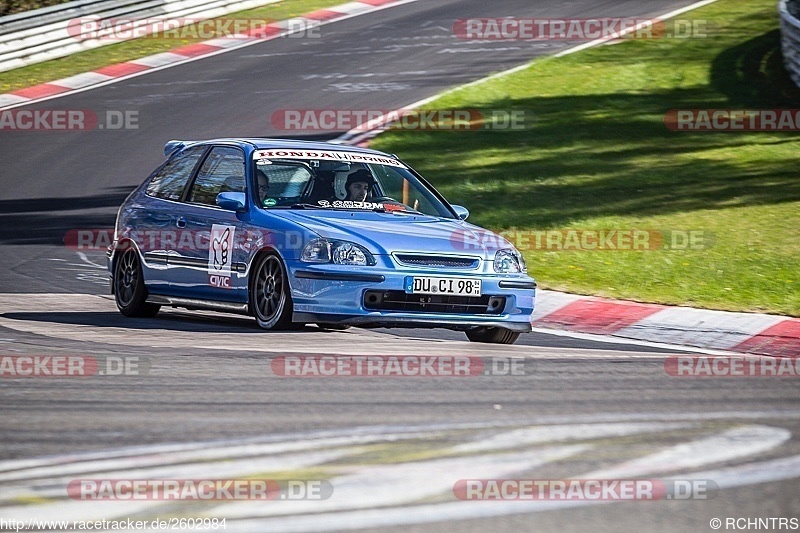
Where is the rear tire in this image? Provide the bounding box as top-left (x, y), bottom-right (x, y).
top-left (251, 253), bottom-right (294, 330)
top-left (465, 327), bottom-right (521, 344)
top-left (113, 249), bottom-right (160, 318)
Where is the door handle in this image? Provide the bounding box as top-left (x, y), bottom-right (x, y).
top-left (176, 217), bottom-right (187, 228)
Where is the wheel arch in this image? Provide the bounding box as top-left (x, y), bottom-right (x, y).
top-left (246, 246), bottom-right (286, 316)
top-left (111, 238), bottom-right (145, 292)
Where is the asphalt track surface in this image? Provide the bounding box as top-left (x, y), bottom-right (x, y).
top-left (1, 0), bottom-right (799, 531)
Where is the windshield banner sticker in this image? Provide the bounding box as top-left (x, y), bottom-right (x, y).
top-left (317, 200), bottom-right (395, 210)
top-left (253, 149), bottom-right (406, 168)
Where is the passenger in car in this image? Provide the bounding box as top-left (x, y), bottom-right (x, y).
top-left (256, 169), bottom-right (269, 205)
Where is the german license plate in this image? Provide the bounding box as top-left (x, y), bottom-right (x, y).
top-left (405, 276), bottom-right (482, 297)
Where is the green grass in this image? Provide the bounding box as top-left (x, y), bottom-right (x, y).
top-left (372, 0), bottom-right (800, 316)
top-left (0, 0), bottom-right (346, 92)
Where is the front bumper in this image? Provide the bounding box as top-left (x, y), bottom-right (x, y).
top-left (287, 261), bottom-right (536, 331)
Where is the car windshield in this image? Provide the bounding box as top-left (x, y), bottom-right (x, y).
top-left (252, 150), bottom-right (455, 218)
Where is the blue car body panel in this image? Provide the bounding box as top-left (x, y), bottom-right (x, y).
top-left (109, 139), bottom-right (536, 332)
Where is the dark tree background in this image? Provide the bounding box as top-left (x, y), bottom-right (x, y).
top-left (1, 0), bottom-right (72, 17)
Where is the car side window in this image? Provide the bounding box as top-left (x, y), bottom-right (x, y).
top-left (188, 146), bottom-right (246, 207)
top-left (370, 164), bottom-right (445, 217)
top-left (145, 146), bottom-right (206, 201)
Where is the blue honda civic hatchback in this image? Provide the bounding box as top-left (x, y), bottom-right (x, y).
top-left (108, 138), bottom-right (536, 344)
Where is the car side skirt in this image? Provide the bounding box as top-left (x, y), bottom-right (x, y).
top-left (146, 294), bottom-right (249, 314)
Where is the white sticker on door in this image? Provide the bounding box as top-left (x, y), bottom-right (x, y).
top-left (208, 224), bottom-right (236, 275)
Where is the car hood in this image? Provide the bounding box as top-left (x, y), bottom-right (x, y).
top-left (274, 210), bottom-right (512, 257)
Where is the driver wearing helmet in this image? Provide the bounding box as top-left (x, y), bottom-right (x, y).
top-left (344, 169), bottom-right (374, 202)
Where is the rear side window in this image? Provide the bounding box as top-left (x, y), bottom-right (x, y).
top-left (188, 147), bottom-right (246, 206)
top-left (145, 146), bottom-right (206, 201)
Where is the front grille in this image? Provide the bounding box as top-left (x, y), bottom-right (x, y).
top-left (394, 254), bottom-right (479, 269)
top-left (364, 290), bottom-right (505, 315)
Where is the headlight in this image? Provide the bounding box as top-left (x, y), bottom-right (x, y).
top-left (301, 238), bottom-right (375, 266)
top-left (332, 242), bottom-right (371, 266)
top-left (300, 238), bottom-right (330, 263)
top-left (494, 248), bottom-right (527, 273)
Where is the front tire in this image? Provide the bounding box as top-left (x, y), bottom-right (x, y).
top-left (251, 253), bottom-right (294, 330)
top-left (114, 249), bottom-right (160, 318)
top-left (465, 327), bottom-right (521, 344)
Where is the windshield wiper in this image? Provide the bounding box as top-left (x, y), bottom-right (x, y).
top-left (290, 203), bottom-right (325, 209)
